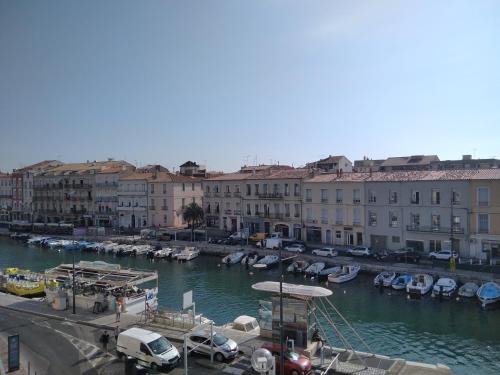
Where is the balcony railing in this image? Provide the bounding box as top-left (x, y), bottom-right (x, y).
top-left (224, 192), bottom-right (232, 197)
top-left (233, 192), bottom-right (241, 198)
top-left (406, 225), bottom-right (464, 234)
top-left (321, 198), bottom-right (329, 203)
top-left (213, 192), bottom-right (221, 197)
top-left (234, 209), bottom-right (241, 215)
top-left (149, 206), bottom-right (156, 210)
top-left (336, 220), bottom-right (344, 225)
top-left (305, 218), bottom-right (317, 224)
top-left (353, 199), bottom-right (361, 204)
top-left (161, 206), bottom-right (168, 210)
top-left (258, 193), bottom-right (283, 199)
top-left (224, 209), bottom-right (232, 214)
top-left (321, 218), bottom-right (328, 224)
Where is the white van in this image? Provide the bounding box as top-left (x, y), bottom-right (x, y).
top-left (117, 327), bottom-right (180, 371)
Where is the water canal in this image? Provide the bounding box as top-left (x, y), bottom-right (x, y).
top-left (0, 237), bottom-right (499, 374)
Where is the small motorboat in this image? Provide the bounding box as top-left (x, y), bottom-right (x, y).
top-left (407, 274), bottom-right (434, 296)
top-left (154, 248), bottom-right (173, 259)
top-left (63, 241), bottom-right (84, 251)
top-left (286, 260), bottom-right (310, 274)
top-left (253, 255), bottom-right (279, 270)
top-left (318, 266), bottom-right (341, 281)
top-left (432, 278), bottom-right (457, 298)
top-left (304, 262), bottom-right (325, 276)
top-left (392, 274), bottom-right (412, 290)
top-left (328, 265), bottom-right (360, 283)
top-left (477, 281), bottom-right (500, 307)
top-left (458, 282), bottom-right (479, 298)
top-left (27, 236), bottom-right (49, 246)
top-left (222, 251), bottom-right (245, 265)
top-left (374, 271), bottom-right (396, 287)
top-left (0, 268), bottom-right (45, 297)
top-left (177, 247), bottom-right (200, 261)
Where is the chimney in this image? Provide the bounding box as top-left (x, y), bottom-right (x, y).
top-left (463, 155), bottom-right (472, 160)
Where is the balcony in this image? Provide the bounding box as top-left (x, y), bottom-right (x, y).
top-left (69, 209), bottom-right (87, 214)
top-left (161, 206), bottom-right (168, 210)
top-left (233, 192), bottom-right (241, 198)
top-left (353, 221), bottom-right (361, 226)
top-left (117, 205), bottom-right (146, 211)
top-left (234, 209), bottom-right (241, 215)
top-left (224, 209), bottom-right (232, 215)
top-left (321, 218), bottom-right (328, 224)
top-left (224, 192), bottom-right (232, 197)
top-left (305, 198), bottom-right (312, 203)
top-left (306, 218), bottom-right (317, 224)
top-left (66, 184), bottom-right (92, 190)
top-left (259, 213), bottom-right (283, 220)
top-left (149, 206), bottom-right (156, 210)
top-left (336, 220), bottom-right (344, 225)
top-left (258, 193), bottom-right (283, 199)
top-left (406, 225), bottom-right (464, 234)
top-left (213, 192), bottom-right (221, 197)
top-left (336, 199), bottom-right (342, 204)
top-left (353, 199), bottom-right (361, 204)
top-left (321, 198), bottom-right (329, 203)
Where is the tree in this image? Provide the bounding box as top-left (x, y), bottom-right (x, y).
top-left (182, 202), bottom-right (204, 241)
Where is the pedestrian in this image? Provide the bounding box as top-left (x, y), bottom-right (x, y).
top-left (114, 325), bottom-right (120, 342)
top-left (115, 299), bottom-right (121, 322)
top-left (100, 331), bottom-right (109, 353)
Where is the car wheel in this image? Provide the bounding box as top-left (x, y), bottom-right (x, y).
top-left (215, 352), bottom-right (225, 362)
top-left (150, 363), bottom-right (159, 372)
top-left (291, 370), bottom-right (300, 375)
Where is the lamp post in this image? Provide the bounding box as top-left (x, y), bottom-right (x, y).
top-left (72, 252), bottom-right (76, 314)
top-left (278, 244), bottom-right (284, 375)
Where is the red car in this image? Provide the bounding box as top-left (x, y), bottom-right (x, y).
top-left (261, 343), bottom-right (312, 375)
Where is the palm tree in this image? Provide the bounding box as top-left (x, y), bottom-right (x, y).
top-left (182, 202), bottom-right (204, 241)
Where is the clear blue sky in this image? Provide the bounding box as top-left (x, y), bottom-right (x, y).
top-left (1, 1), bottom-right (499, 172)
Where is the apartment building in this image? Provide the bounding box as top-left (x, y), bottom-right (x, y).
top-left (0, 172), bottom-right (12, 222)
top-left (364, 171), bottom-right (470, 255)
top-left (147, 172), bottom-right (203, 228)
top-left (204, 168), bottom-right (309, 238)
top-left (118, 172), bottom-right (151, 230)
top-left (303, 172), bottom-right (365, 245)
top-left (469, 170), bottom-right (500, 261)
top-left (306, 155), bottom-right (353, 173)
top-left (430, 155), bottom-right (500, 170)
top-left (33, 161), bottom-right (131, 226)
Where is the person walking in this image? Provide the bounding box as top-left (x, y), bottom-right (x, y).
top-left (100, 331), bottom-right (109, 353)
top-left (115, 299), bottom-right (121, 322)
top-left (114, 325), bottom-right (120, 343)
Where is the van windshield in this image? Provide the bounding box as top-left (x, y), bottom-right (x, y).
top-left (148, 337), bottom-right (172, 355)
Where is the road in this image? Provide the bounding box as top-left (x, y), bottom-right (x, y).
top-left (0, 308), bottom-right (114, 375)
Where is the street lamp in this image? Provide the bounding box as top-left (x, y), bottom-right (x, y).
top-left (278, 244), bottom-right (284, 375)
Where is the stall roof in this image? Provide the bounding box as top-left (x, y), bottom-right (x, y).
top-left (252, 281), bottom-right (332, 298)
top-left (45, 261), bottom-right (157, 287)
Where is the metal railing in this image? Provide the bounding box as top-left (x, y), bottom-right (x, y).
top-left (406, 225), bottom-right (464, 234)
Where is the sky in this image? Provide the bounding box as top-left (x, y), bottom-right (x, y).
top-left (1, 0), bottom-right (499, 172)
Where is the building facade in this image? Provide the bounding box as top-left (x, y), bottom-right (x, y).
top-left (117, 172), bottom-right (151, 230)
top-left (0, 172), bottom-right (12, 222)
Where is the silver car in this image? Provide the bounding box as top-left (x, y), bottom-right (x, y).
top-left (186, 331), bottom-right (238, 362)
top-left (284, 243), bottom-right (306, 253)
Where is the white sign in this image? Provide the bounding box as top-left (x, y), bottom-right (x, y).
top-left (183, 290), bottom-right (193, 309)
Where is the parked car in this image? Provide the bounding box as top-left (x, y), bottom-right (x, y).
top-left (186, 330), bottom-right (239, 362)
top-left (429, 250), bottom-right (457, 260)
top-left (229, 231), bottom-right (247, 240)
top-left (392, 248), bottom-right (422, 263)
top-left (348, 246), bottom-right (372, 257)
top-left (261, 342), bottom-right (312, 375)
top-left (116, 328), bottom-right (180, 371)
top-left (311, 247), bottom-right (338, 257)
top-left (284, 243), bottom-right (306, 253)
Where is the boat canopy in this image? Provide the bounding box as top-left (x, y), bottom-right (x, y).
top-left (252, 281), bottom-right (332, 299)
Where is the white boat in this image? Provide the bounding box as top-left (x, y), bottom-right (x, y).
top-left (458, 282), bottom-right (479, 298)
top-left (477, 281), bottom-right (500, 307)
top-left (252, 255), bottom-right (279, 270)
top-left (391, 274), bottom-right (412, 290)
top-left (432, 278), bottom-right (457, 298)
top-left (286, 260), bottom-right (310, 273)
top-left (154, 248), bottom-right (173, 259)
top-left (318, 266), bottom-right (341, 281)
top-left (374, 271), bottom-right (396, 287)
top-left (177, 247), bottom-right (200, 261)
top-left (328, 265), bottom-right (360, 283)
top-left (27, 236), bottom-right (49, 245)
top-left (222, 251), bottom-right (245, 265)
top-left (304, 262), bottom-right (325, 276)
top-left (406, 274), bottom-right (434, 296)
top-left (243, 253), bottom-right (259, 266)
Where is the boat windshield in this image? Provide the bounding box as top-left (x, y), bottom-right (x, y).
top-left (148, 337), bottom-right (172, 355)
top-left (213, 334), bottom-right (228, 346)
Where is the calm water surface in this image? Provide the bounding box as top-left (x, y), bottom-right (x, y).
top-left (1, 238), bottom-right (499, 374)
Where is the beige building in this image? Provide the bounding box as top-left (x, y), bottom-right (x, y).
top-left (118, 172), bottom-right (151, 230)
top-left (303, 173), bottom-right (366, 245)
top-left (204, 168), bottom-right (309, 238)
top-left (469, 171), bottom-right (500, 261)
top-left (33, 161), bottom-right (132, 226)
top-left (0, 172), bottom-right (12, 222)
top-left (147, 172), bottom-right (203, 228)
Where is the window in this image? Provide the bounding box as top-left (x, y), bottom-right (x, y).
top-left (150, 184), bottom-right (154, 193)
top-left (285, 203), bottom-right (290, 217)
top-left (335, 189), bottom-right (343, 203)
top-left (294, 203), bottom-right (300, 218)
top-left (478, 214), bottom-right (489, 233)
top-left (246, 204), bottom-right (251, 215)
top-left (389, 190), bottom-right (398, 204)
top-left (368, 211), bottom-right (377, 226)
top-left (206, 203), bottom-right (211, 213)
top-left (140, 343), bottom-right (152, 356)
top-left (353, 189), bottom-right (361, 203)
top-left (182, 183), bottom-right (185, 191)
top-left (306, 208), bottom-right (313, 221)
top-left (214, 185), bottom-right (219, 193)
top-left (164, 215), bottom-right (167, 224)
top-left (163, 199), bottom-right (167, 209)
top-left (163, 184), bottom-right (166, 193)
top-left (392, 236), bottom-right (400, 243)
top-left (254, 204), bottom-right (259, 215)
top-left (410, 213), bottom-right (420, 228)
top-left (192, 183), bottom-right (194, 191)
top-left (246, 184), bottom-right (251, 196)
top-left (411, 190), bottom-right (420, 204)
top-left (181, 198), bottom-right (185, 208)
top-left (305, 189), bottom-right (312, 202)
top-left (477, 187), bottom-right (489, 207)
top-left (336, 208), bottom-right (344, 225)
top-left (235, 185), bottom-right (240, 193)
top-left (431, 214), bottom-right (440, 230)
top-left (226, 202), bottom-right (230, 210)
top-left (389, 211), bottom-right (399, 228)
top-left (226, 185), bottom-right (230, 193)
top-left (321, 189), bottom-right (328, 203)
top-left (336, 231), bottom-right (342, 239)
top-left (353, 208), bottom-right (360, 225)
top-left (263, 184), bottom-right (268, 194)
top-left (452, 190), bottom-right (461, 205)
top-left (452, 215), bottom-right (461, 232)
top-left (284, 184), bottom-right (289, 196)
top-left (294, 183), bottom-right (300, 196)
top-left (368, 190), bottom-right (376, 203)
top-left (151, 198), bottom-right (155, 208)
top-left (273, 184), bottom-right (279, 194)
top-left (216, 202), bottom-right (220, 213)
top-left (206, 185), bottom-right (210, 194)
top-left (321, 208), bottom-right (328, 224)
top-left (430, 240), bottom-right (442, 252)
top-left (254, 184), bottom-right (259, 195)
top-left (431, 189), bottom-right (440, 205)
